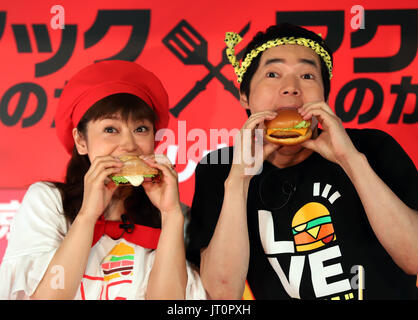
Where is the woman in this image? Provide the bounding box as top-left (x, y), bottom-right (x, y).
top-left (0, 60), bottom-right (206, 300)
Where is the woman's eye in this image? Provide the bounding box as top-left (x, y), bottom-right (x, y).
top-left (104, 127), bottom-right (117, 133)
top-left (266, 72), bottom-right (278, 78)
top-left (302, 74), bottom-right (314, 80)
top-left (135, 126), bottom-right (149, 133)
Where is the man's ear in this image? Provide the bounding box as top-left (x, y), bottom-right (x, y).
top-left (240, 92), bottom-right (250, 110)
top-left (72, 128), bottom-right (88, 155)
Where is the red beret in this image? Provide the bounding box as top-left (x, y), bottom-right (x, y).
top-left (55, 60), bottom-right (169, 154)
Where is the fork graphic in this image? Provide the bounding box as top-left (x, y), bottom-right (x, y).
top-left (163, 20), bottom-right (250, 117)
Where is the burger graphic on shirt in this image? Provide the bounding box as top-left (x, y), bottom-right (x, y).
top-left (101, 242), bottom-right (135, 281)
top-left (292, 202), bottom-right (336, 252)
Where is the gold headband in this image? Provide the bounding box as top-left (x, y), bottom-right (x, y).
top-left (225, 32), bottom-right (333, 83)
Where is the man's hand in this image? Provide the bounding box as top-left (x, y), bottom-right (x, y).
top-left (230, 110), bottom-right (279, 179)
top-left (298, 101), bottom-right (360, 166)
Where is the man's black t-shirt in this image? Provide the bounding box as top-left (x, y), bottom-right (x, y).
top-left (186, 129), bottom-right (418, 300)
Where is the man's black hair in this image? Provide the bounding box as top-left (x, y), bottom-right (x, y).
top-left (239, 23), bottom-right (333, 116)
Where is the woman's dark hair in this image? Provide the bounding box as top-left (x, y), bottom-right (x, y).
top-left (240, 23), bottom-right (333, 116)
top-left (52, 93), bottom-right (161, 228)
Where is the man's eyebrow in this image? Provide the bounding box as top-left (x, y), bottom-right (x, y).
top-left (264, 57), bottom-right (319, 68)
top-left (264, 58), bottom-right (285, 66)
top-left (299, 58), bottom-right (319, 68)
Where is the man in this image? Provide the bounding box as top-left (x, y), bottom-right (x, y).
top-left (186, 23), bottom-right (418, 300)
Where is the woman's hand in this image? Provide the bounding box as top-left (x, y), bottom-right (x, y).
top-left (79, 156), bottom-right (123, 221)
top-left (298, 101), bottom-right (360, 165)
top-left (141, 155), bottom-right (182, 219)
top-left (230, 110), bottom-right (279, 180)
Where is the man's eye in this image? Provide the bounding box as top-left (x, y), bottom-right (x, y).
top-left (302, 74), bottom-right (314, 80)
top-left (104, 127), bottom-right (117, 133)
top-left (266, 72), bottom-right (278, 78)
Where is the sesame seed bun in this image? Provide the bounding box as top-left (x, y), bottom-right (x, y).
top-left (265, 109), bottom-right (312, 146)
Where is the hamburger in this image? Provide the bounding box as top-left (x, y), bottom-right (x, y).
top-left (265, 108), bottom-right (312, 145)
top-left (292, 202), bottom-right (336, 252)
top-left (111, 155), bottom-right (160, 186)
top-left (101, 242), bottom-right (135, 281)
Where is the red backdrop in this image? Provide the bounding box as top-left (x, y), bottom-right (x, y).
top-left (0, 0), bottom-right (417, 264)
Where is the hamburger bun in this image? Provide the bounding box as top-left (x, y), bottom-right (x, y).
top-left (265, 108), bottom-right (312, 146)
top-left (111, 155), bottom-right (160, 186)
top-left (117, 155), bottom-right (159, 176)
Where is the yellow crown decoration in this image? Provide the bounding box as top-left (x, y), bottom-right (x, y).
top-left (225, 32), bottom-right (333, 83)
